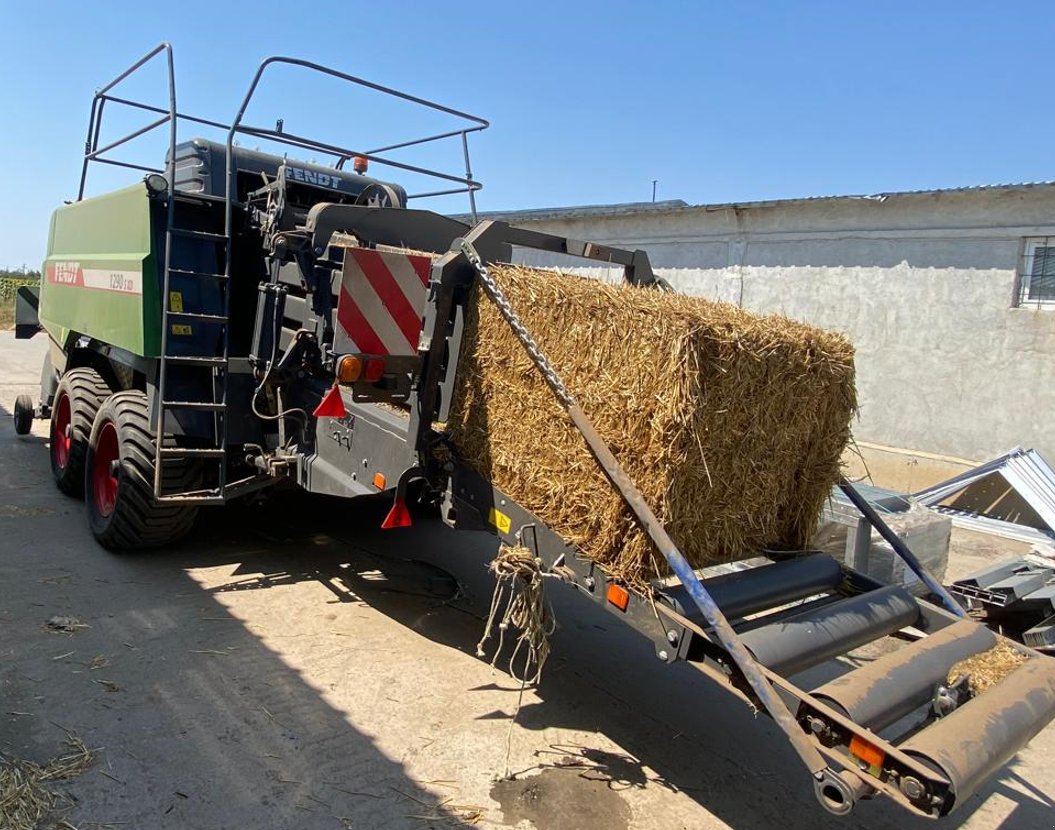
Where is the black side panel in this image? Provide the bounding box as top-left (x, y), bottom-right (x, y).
top-left (171, 138), bottom-right (406, 205)
top-left (14, 285), bottom-right (40, 339)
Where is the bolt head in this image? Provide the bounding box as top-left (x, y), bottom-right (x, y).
top-left (658, 650), bottom-right (669, 661)
top-left (900, 776), bottom-right (926, 800)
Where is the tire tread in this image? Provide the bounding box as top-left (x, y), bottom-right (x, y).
top-left (86, 391), bottom-right (199, 549)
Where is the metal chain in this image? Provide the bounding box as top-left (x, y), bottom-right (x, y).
top-left (459, 240), bottom-right (575, 409)
top-left (457, 236), bottom-right (831, 783)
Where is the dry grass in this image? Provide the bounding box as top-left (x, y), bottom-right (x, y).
top-left (447, 264), bottom-right (856, 585)
top-left (0, 735), bottom-right (94, 829)
top-left (948, 640), bottom-right (1030, 696)
top-left (0, 298), bottom-right (14, 330)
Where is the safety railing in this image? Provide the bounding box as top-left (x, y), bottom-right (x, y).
top-left (76, 43), bottom-right (489, 218)
top-left (223, 55), bottom-right (488, 225)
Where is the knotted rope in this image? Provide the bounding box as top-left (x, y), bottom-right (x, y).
top-left (476, 544), bottom-right (555, 685)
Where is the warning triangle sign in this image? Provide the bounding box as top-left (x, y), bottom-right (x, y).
top-left (313, 384), bottom-right (346, 418)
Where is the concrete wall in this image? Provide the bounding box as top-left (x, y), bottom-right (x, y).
top-left (500, 187), bottom-right (1055, 489)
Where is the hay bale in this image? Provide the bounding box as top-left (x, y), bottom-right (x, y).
top-left (446, 264), bottom-right (856, 584)
top-left (947, 640), bottom-right (1030, 696)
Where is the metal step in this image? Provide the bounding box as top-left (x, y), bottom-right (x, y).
top-left (159, 447), bottom-right (225, 458)
top-left (162, 400), bottom-right (225, 411)
top-left (163, 355), bottom-right (227, 367)
top-left (167, 267), bottom-right (228, 281)
top-left (156, 490), bottom-right (225, 505)
top-left (166, 310), bottom-right (229, 322)
top-left (173, 190), bottom-right (226, 204)
top-left (169, 227), bottom-right (228, 242)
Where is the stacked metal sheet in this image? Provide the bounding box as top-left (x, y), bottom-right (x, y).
top-left (950, 558), bottom-right (1055, 650)
top-left (913, 447), bottom-right (1055, 543)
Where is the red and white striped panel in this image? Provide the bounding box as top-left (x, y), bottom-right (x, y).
top-left (334, 248), bottom-right (432, 356)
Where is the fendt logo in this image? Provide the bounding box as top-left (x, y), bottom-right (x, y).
top-left (51, 261), bottom-right (83, 285)
top-left (286, 166), bottom-right (344, 190)
top-left (46, 262), bottom-right (142, 295)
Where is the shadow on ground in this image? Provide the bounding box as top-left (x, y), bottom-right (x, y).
top-left (171, 490), bottom-right (1055, 830)
top-left (2, 393), bottom-right (1054, 829)
top-left (0, 424), bottom-right (480, 828)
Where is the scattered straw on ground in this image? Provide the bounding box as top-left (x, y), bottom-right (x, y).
top-left (0, 735), bottom-right (94, 829)
top-left (947, 640), bottom-right (1030, 696)
top-left (447, 264), bottom-right (856, 585)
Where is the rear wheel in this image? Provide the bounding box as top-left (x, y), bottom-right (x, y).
top-left (50, 368), bottom-right (110, 496)
top-left (85, 390), bottom-right (199, 549)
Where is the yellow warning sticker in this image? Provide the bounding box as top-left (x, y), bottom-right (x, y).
top-left (171, 324), bottom-right (193, 336)
top-left (169, 291), bottom-right (184, 312)
top-left (488, 507), bottom-right (512, 535)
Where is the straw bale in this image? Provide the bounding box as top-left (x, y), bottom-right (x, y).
top-left (947, 640), bottom-right (1030, 696)
top-left (446, 264), bottom-right (856, 584)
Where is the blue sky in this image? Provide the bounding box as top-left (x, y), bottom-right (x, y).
top-left (0, 0), bottom-right (1051, 267)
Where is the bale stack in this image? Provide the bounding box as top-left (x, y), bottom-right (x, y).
top-left (446, 264), bottom-right (857, 586)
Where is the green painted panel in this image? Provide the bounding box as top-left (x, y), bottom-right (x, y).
top-left (39, 184), bottom-right (160, 357)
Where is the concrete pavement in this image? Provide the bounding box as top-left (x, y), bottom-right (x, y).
top-left (0, 331), bottom-right (1053, 830)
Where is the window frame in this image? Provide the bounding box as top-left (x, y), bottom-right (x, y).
top-left (1017, 237), bottom-right (1055, 308)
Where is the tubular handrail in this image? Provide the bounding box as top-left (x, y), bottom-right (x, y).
top-left (78, 42), bottom-right (177, 201)
top-left (77, 44), bottom-right (489, 219)
top-left (223, 54), bottom-right (489, 240)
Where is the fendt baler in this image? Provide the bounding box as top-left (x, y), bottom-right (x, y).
top-left (11, 44), bottom-right (1055, 818)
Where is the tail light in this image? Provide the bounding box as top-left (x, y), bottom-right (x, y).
top-left (364, 357), bottom-right (385, 382)
top-left (336, 355), bottom-right (363, 384)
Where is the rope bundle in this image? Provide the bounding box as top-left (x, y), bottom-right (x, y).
top-left (476, 544), bottom-right (555, 685)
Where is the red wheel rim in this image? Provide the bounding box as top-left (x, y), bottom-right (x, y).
top-left (92, 421), bottom-right (120, 517)
top-left (52, 392), bottom-right (72, 469)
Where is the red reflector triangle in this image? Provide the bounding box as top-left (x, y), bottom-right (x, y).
top-left (313, 384), bottom-right (346, 418)
top-left (381, 496), bottom-right (412, 529)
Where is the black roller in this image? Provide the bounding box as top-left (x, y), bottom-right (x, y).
top-left (740, 585), bottom-right (920, 676)
top-left (902, 656), bottom-right (1055, 814)
top-left (810, 619), bottom-right (996, 731)
top-left (663, 554), bottom-right (843, 621)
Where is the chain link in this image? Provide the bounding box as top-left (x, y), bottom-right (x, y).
top-left (459, 239), bottom-right (575, 409)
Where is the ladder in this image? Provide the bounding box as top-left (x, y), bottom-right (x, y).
top-left (152, 191), bottom-right (232, 504)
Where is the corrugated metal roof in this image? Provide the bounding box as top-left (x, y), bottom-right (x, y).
top-left (457, 180), bottom-right (1055, 223)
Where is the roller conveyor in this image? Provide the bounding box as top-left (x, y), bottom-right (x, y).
top-left (739, 585), bottom-right (920, 676)
top-left (662, 553), bottom-right (844, 622)
top-left (901, 656), bottom-right (1055, 810)
top-left (641, 549), bottom-right (1055, 818)
top-left (440, 238), bottom-right (1055, 820)
top-left (808, 618), bottom-right (996, 731)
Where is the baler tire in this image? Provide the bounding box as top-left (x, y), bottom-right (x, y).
top-left (50, 368), bottom-right (111, 497)
top-left (85, 391), bottom-right (199, 550)
top-left (13, 394), bottom-right (34, 435)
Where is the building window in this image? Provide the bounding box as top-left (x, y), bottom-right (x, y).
top-left (1018, 238), bottom-right (1055, 307)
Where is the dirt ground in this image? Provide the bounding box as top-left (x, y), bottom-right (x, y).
top-left (1, 331), bottom-right (1054, 830)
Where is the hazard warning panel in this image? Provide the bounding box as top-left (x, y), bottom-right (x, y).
top-left (334, 248), bottom-right (431, 356)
